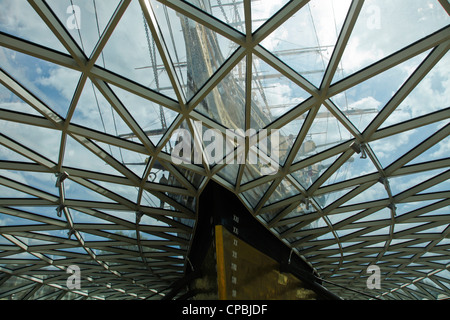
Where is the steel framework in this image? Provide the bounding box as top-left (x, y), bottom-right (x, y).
top-left (0, 0), bottom-right (449, 300)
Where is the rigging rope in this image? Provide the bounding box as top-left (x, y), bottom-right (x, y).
top-left (69, 0), bottom-right (113, 158)
top-left (142, 11), bottom-right (171, 152)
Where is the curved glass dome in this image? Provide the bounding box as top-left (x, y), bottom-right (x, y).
top-left (0, 0), bottom-right (449, 300)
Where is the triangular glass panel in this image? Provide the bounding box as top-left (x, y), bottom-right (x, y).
top-left (100, 0), bottom-right (176, 99)
top-left (361, 226), bottom-right (390, 238)
top-left (0, 83), bottom-right (41, 116)
top-left (70, 208), bottom-right (114, 224)
top-left (394, 222), bottom-right (431, 234)
top-left (417, 224), bottom-right (447, 235)
top-left (0, 47), bottom-right (81, 118)
top-left (301, 217), bottom-right (328, 233)
top-left (240, 161), bottom-right (265, 185)
top-left (147, 166), bottom-right (190, 203)
top-left (381, 52), bottom-right (450, 128)
top-left (252, 0), bottom-right (290, 32)
top-left (0, 144), bottom-right (34, 163)
top-left (260, 0), bottom-right (352, 87)
top-left (161, 119), bottom-right (191, 157)
top-left (260, 206), bottom-right (287, 224)
top-left (95, 141), bottom-right (148, 178)
top-left (63, 135), bottom-right (125, 177)
top-left (110, 84), bottom-right (179, 146)
top-left (353, 207), bottom-right (391, 223)
top-left (276, 110), bottom-right (308, 166)
top-left (216, 164), bottom-right (240, 186)
top-left (314, 230), bottom-right (336, 242)
top-left (0, 0), bottom-right (69, 53)
top-left (407, 135), bottom-right (449, 166)
top-left (0, 214), bottom-right (42, 227)
top-left (97, 209), bottom-right (137, 225)
top-left (90, 179), bottom-right (139, 203)
top-left (332, 50), bottom-right (429, 132)
top-left (341, 241), bottom-right (364, 249)
top-left (45, 0), bottom-right (121, 57)
top-left (161, 117), bottom-right (206, 186)
top-left (417, 179), bottom-right (450, 196)
top-left (322, 151), bottom-right (378, 187)
top-left (318, 187), bottom-right (355, 208)
top-left (336, 227), bottom-right (365, 239)
top-left (166, 190), bottom-right (197, 212)
top-left (196, 58), bottom-right (246, 130)
top-left (175, 165), bottom-right (205, 190)
top-left (327, 210), bottom-right (362, 225)
top-left (251, 54), bottom-right (312, 129)
top-left (395, 200), bottom-right (443, 217)
top-left (151, 1), bottom-right (239, 101)
top-left (292, 153), bottom-right (341, 190)
top-left (164, 123), bottom-right (205, 183)
top-left (293, 105), bottom-right (352, 163)
top-left (4, 252), bottom-right (39, 261)
top-left (276, 203), bottom-right (316, 230)
top-left (282, 218), bottom-right (326, 243)
top-left (140, 189), bottom-right (179, 212)
top-left (267, 178), bottom-right (300, 205)
top-left (241, 180), bottom-right (272, 208)
top-left (0, 170), bottom-right (58, 197)
top-left (9, 206), bottom-right (60, 222)
top-left (0, 184), bottom-right (37, 199)
top-left (162, 120), bottom-right (205, 170)
top-left (369, 119), bottom-right (448, 169)
top-left (77, 230), bottom-right (109, 243)
top-left (71, 79), bottom-right (130, 136)
top-left (0, 119), bottom-right (61, 163)
top-left (183, 0), bottom-right (246, 33)
top-left (343, 182), bottom-right (388, 206)
top-left (334, 0), bottom-right (450, 81)
top-left (389, 168), bottom-right (448, 196)
top-left (63, 179), bottom-right (115, 203)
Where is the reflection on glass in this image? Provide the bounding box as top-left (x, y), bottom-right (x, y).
top-left (46, 0), bottom-right (121, 57)
top-left (261, 0), bottom-right (351, 87)
top-left (152, 0), bottom-right (237, 101)
top-left (369, 120), bottom-right (448, 169)
top-left (252, 0), bottom-right (290, 32)
top-left (251, 54), bottom-right (311, 129)
top-left (0, 47), bottom-right (81, 118)
top-left (292, 154), bottom-right (340, 190)
top-left (266, 178), bottom-right (300, 205)
top-left (0, 119), bottom-right (61, 163)
top-left (331, 51), bottom-right (428, 132)
top-left (293, 105), bottom-right (352, 164)
top-left (185, 0), bottom-right (246, 33)
top-left (101, 0), bottom-right (175, 98)
top-left (0, 0), bottom-right (68, 53)
top-left (241, 181), bottom-right (271, 208)
top-left (381, 52), bottom-right (450, 129)
top-left (111, 84), bottom-right (178, 146)
top-left (334, 0), bottom-right (450, 82)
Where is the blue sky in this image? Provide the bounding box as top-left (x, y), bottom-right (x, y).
top-left (0, 0), bottom-right (449, 298)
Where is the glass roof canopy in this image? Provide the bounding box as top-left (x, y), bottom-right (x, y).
top-left (0, 0), bottom-right (449, 300)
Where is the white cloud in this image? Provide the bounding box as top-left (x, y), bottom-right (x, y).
top-left (37, 67), bottom-right (81, 101)
top-left (0, 0), bottom-right (66, 52)
top-left (348, 96), bottom-right (382, 111)
top-left (430, 137), bottom-right (450, 159)
top-left (338, 0), bottom-right (450, 79)
top-left (0, 119), bottom-right (61, 163)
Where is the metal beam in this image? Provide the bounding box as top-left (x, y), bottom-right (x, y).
top-left (320, 0), bottom-right (364, 95)
top-left (27, 0), bottom-right (87, 69)
top-left (158, 0), bottom-right (246, 46)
